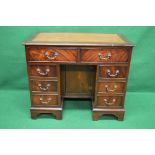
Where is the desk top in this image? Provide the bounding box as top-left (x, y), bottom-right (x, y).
top-left (23, 32), bottom-right (134, 46)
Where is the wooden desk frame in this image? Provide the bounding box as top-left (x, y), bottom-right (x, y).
top-left (24, 33), bottom-right (134, 121)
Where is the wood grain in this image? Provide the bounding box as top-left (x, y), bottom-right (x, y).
top-left (61, 65), bottom-right (96, 97)
top-left (27, 47), bottom-right (78, 62)
top-left (31, 94), bottom-right (58, 106)
top-left (99, 65), bottom-right (128, 79)
top-left (97, 81), bottom-right (126, 94)
top-left (28, 65), bottom-right (57, 78)
top-left (95, 95), bottom-right (124, 108)
top-left (81, 48), bottom-right (129, 63)
top-left (30, 80), bottom-right (58, 93)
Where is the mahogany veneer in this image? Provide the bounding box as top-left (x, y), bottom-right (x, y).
top-left (23, 32), bottom-right (134, 121)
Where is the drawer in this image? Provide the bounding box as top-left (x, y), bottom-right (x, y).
top-left (81, 48), bottom-right (129, 63)
top-left (99, 66), bottom-right (128, 79)
top-left (30, 80), bottom-right (58, 92)
top-left (31, 94), bottom-right (58, 106)
top-left (96, 96), bottom-right (124, 108)
top-left (27, 47), bottom-right (78, 62)
top-left (28, 65), bottom-right (57, 78)
top-left (97, 82), bottom-right (126, 94)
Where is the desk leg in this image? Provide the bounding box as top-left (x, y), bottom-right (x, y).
top-left (30, 108), bottom-right (63, 120)
top-left (92, 110), bottom-right (125, 121)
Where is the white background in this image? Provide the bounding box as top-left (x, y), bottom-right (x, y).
top-left (0, 0), bottom-right (155, 25)
top-left (0, 0), bottom-right (155, 154)
top-left (0, 130), bottom-right (155, 155)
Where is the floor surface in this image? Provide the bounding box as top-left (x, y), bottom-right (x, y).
top-left (0, 90), bottom-right (154, 129)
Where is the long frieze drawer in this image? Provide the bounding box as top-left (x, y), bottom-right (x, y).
top-left (95, 96), bottom-right (124, 108)
top-left (31, 94), bottom-right (59, 106)
top-left (28, 65), bottom-right (57, 78)
top-left (27, 47), bottom-right (78, 62)
top-left (99, 65), bottom-right (128, 79)
top-left (97, 82), bottom-right (126, 94)
top-left (81, 48), bottom-right (129, 63)
top-left (30, 80), bottom-right (58, 92)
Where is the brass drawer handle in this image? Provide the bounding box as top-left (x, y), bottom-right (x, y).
top-left (98, 52), bottom-right (111, 61)
top-left (104, 98), bottom-right (116, 106)
top-left (105, 85), bottom-right (117, 92)
top-left (44, 51), bottom-right (59, 60)
top-left (38, 83), bottom-right (51, 91)
top-left (36, 68), bottom-right (50, 76)
top-left (107, 69), bottom-right (120, 77)
top-left (40, 96), bottom-right (51, 104)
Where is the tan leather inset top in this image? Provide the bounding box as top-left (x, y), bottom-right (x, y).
top-left (24, 32), bottom-right (133, 46)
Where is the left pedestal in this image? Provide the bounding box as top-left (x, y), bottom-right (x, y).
top-left (25, 45), bottom-right (62, 120)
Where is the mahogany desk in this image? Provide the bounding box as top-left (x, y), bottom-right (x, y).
top-left (23, 33), bottom-right (134, 121)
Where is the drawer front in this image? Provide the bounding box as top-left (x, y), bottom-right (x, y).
top-left (28, 65), bottom-right (57, 78)
top-left (27, 47), bottom-right (78, 62)
top-left (97, 82), bottom-right (126, 94)
top-left (30, 80), bottom-right (58, 92)
top-left (99, 66), bottom-right (128, 79)
top-left (32, 94), bottom-right (58, 106)
top-left (81, 48), bottom-right (129, 63)
top-left (96, 96), bottom-right (124, 108)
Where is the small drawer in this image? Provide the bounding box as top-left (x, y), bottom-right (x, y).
top-left (28, 65), bottom-right (57, 78)
top-left (81, 48), bottom-right (129, 63)
top-left (99, 65), bottom-right (128, 79)
top-left (30, 80), bottom-right (58, 92)
top-left (96, 96), bottom-right (124, 108)
top-left (97, 82), bottom-right (126, 94)
top-left (31, 94), bottom-right (58, 106)
top-left (27, 47), bottom-right (78, 62)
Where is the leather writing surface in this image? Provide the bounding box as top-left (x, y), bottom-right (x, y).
top-left (24, 32), bottom-right (133, 46)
